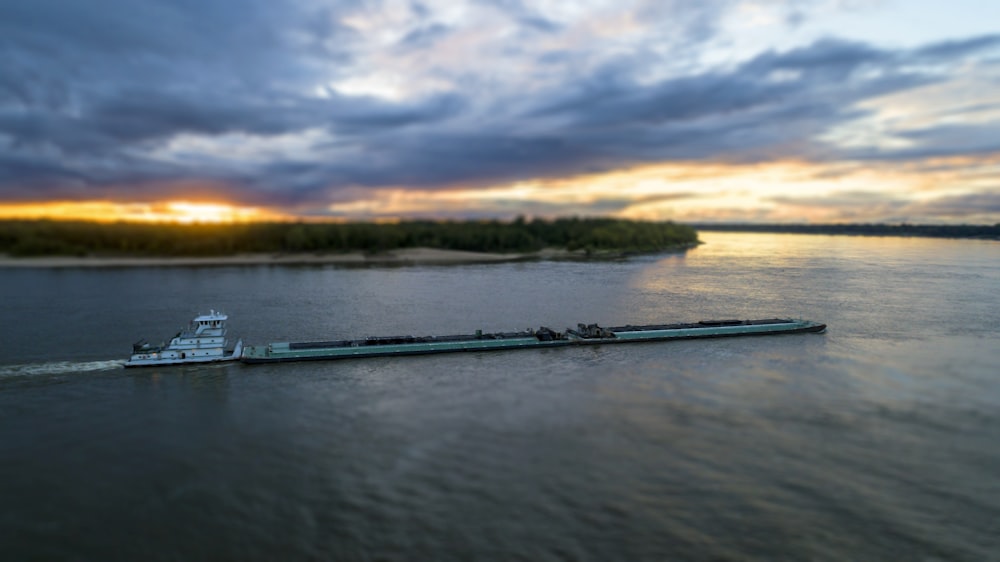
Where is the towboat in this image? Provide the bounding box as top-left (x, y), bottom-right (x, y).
top-left (125, 310), bottom-right (243, 367)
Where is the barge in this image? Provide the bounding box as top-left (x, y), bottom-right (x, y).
top-left (240, 318), bottom-right (826, 364)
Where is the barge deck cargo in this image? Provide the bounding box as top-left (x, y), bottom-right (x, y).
top-left (240, 318), bottom-right (826, 364)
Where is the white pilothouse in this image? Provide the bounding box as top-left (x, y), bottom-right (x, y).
top-left (125, 310), bottom-right (243, 367)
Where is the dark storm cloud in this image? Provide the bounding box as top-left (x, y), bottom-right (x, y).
top-left (1, 0), bottom-right (998, 209)
top-left (0, 0), bottom-right (353, 97)
top-left (323, 37), bottom-right (950, 190)
top-left (843, 122), bottom-right (1000, 162)
top-left (896, 123), bottom-right (1000, 155)
top-left (3, 92), bottom-right (295, 155)
top-left (0, 153), bottom-right (88, 198)
top-left (913, 34), bottom-right (1000, 60)
top-left (526, 39), bottom-right (899, 131)
top-left (904, 191), bottom-right (1000, 218)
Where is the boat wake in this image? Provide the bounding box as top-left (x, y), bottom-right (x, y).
top-left (0, 360), bottom-right (126, 379)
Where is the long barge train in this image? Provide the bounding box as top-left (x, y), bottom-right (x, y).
top-left (239, 318), bottom-right (826, 364)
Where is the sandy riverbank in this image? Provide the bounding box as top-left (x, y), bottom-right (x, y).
top-left (0, 247), bottom-right (583, 268)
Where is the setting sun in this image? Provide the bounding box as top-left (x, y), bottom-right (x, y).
top-left (162, 202), bottom-right (271, 223)
top-left (0, 201), bottom-right (286, 223)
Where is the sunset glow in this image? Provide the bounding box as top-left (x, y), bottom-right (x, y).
top-left (0, 201), bottom-right (286, 224)
top-left (2, 149), bottom-right (998, 224)
top-left (320, 157), bottom-right (1000, 224)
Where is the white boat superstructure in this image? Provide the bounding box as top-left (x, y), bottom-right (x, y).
top-left (126, 310), bottom-right (243, 367)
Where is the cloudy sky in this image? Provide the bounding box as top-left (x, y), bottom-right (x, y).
top-left (1, 0), bottom-right (999, 223)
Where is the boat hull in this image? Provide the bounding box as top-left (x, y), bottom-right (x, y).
top-left (124, 354), bottom-right (241, 368)
top-left (241, 320), bottom-right (826, 364)
top-left (241, 336), bottom-right (573, 364)
top-left (595, 320), bottom-right (828, 344)
top-left (125, 339), bottom-right (244, 368)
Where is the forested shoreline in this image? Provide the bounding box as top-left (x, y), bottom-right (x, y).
top-left (0, 218), bottom-right (699, 257)
top-left (692, 222), bottom-right (1000, 239)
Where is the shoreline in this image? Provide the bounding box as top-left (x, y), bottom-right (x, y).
top-left (0, 243), bottom-right (699, 269)
top-left (0, 247), bottom-right (576, 268)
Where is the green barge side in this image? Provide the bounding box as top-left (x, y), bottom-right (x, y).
top-left (240, 318), bottom-right (826, 364)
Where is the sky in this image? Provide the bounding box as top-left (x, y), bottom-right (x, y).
top-left (1, 0), bottom-right (999, 223)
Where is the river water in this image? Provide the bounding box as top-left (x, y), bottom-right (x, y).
top-left (1, 232), bottom-right (998, 561)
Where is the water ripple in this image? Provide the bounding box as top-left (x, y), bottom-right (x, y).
top-left (0, 359), bottom-right (125, 378)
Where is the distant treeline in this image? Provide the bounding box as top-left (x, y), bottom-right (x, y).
top-left (692, 223), bottom-right (1000, 239)
top-left (0, 218), bottom-right (698, 257)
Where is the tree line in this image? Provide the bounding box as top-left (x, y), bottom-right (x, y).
top-left (0, 218), bottom-right (699, 257)
top-left (691, 223), bottom-right (1000, 239)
